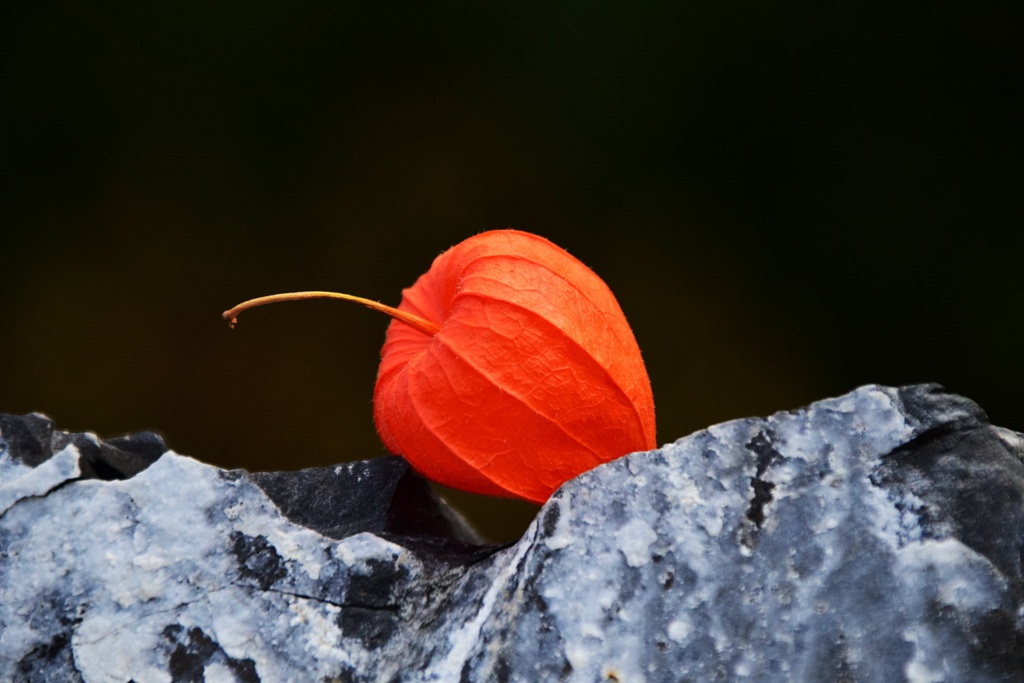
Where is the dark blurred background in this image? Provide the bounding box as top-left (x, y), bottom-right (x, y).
top-left (1, 2), bottom-right (1020, 542)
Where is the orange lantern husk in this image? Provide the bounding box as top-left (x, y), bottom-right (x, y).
top-left (373, 229), bottom-right (655, 503)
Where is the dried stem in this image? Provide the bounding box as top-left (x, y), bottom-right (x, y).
top-left (222, 291), bottom-right (441, 337)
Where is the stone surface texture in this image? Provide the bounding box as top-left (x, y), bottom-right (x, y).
top-left (1, 384), bottom-right (1022, 682)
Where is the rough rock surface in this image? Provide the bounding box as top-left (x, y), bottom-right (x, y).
top-left (1, 385), bottom-right (1022, 682)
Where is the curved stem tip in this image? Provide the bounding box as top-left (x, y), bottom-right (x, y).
top-left (222, 291), bottom-right (441, 337)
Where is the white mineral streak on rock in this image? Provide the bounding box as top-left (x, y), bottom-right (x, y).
top-left (336, 531), bottom-right (401, 564)
top-left (667, 616), bottom-right (692, 642)
top-left (423, 525), bottom-right (537, 682)
top-left (616, 518), bottom-right (658, 567)
top-left (0, 443), bottom-right (80, 512)
top-left (903, 627), bottom-right (948, 683)
top-left (202, 662), bottom-right (237, 683)
top-left (898, 538), bottom-right (1008, 611)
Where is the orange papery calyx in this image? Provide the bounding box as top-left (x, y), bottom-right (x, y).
top-left (223, 230), bottom-right (656, 504)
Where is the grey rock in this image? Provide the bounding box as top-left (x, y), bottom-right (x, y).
top-left (1, 385), bottom-right (1022, 682)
